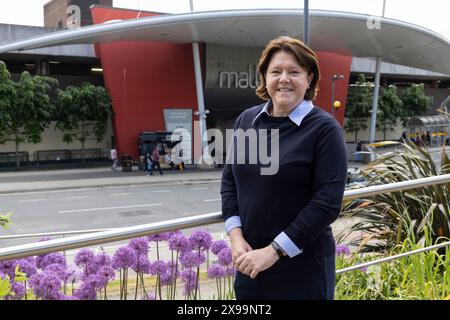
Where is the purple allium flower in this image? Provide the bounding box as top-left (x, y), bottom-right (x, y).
top-left (168, 233), bottom-right (190, 252)
top-left (74, 249), bottom-right (95, 269)
top-left (179, 250), bottom-right (198, 269)
top-left (218, 248), bottom-right (232, 266)
top-left (181, 269), bottom-right (197, 296)
top-left (168, 230), bottom-right (183, 238)
top-left (180, 250), bottom-right (206, 268)
top-left (151, 260), bottom-right (168, 276)
top-left (132, 256), bottom-right (152, 274)
top-left (180, 269), bottom-right (197, 283)
top-left (211, 240), bottom-right (229, 255)
top-left (85, 252), bottom-right (112, 276)
top-left (160, 270), bottom-right (175, 287)
top-left (147, 232), bottom-right (171, 242)
top-left (4, 281), bottom-right (25, 300)
top-left (189, 230), bottom-right (213, 250)
top-left (336, 244), bottom-right (351, 256)
top-left (40, 252), bottom-right (66, 270)
top-left (112, 246), bottom-right (136, 270)
top-left (226, 265), bottom-right (236, 276)
top-left (64, 265), bottom-right (82, 283)
top-left (0, 259), bottom-right (17, 277)
top-left (0, 271), bottom-right (8, 281)
top-left (83, 274), bottom-right (107, 290)
top-left (29, 271), bottom-right (62, 300)
top-left (62, 295), bottom-right (79, 300)
top-left (17, 257), bottom-right (37, 278)
top-left (97, 265), bottom-right (116, 283)
top-left (73, 281), bottom-right (97, 300)
top-left (44, 263), bottom-right (67, 281)
top-left (93, 252), bottom-right (112, 268)
top-left (128, 237), bottom-right (149, 256)
top-left (207, 263), bottom-right (226, 279)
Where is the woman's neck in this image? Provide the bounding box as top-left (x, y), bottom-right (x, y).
top-left (270, 102), bottom-right (302, 117)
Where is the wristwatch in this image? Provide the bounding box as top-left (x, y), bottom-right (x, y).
top-left (271, 241), bottom-right (287, 258)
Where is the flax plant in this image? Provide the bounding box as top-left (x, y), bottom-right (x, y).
top-left (340, 140), bottom-right (450, 252)
top-left (335, 227), bottom-right (450, 299)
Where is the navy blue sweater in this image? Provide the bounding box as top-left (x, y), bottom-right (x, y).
top-left (221, 103), bottom-right (347, 257)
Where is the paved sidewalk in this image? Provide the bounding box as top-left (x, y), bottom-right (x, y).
top-left (0, 166), bottom-right (223, 194)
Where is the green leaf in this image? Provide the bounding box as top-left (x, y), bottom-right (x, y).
top-left (0, 277), bottom-right (11, 299)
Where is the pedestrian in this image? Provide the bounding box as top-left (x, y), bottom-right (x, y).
top-left (221, 36), bottom-right (347, 300)
top-left (149, 146), bottom-right (163, 176)
top-left (110, 147), bottom-right (118, 171)
top-left (165, 149), bottom-right (176, 170)
top-left (355, 140), bottom-right (362, 162)
top-left (145, 153), bottom-right (152, 175)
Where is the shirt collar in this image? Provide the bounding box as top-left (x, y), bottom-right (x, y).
top-left (252, 100), bottom-right (314, 126)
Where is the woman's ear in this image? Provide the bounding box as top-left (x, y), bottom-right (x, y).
top-left (308, 73), bottom-right (314, 85)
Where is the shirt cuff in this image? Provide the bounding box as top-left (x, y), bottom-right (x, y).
top-left (225, 216), bottom-right (242, 235)
top-left (274, 232), bottom-right (303, 258)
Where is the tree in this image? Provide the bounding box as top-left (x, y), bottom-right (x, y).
top-left (399, 83), bottom-right (433, 127)
top-left (55, 82), bottom-right (113, 164)
top-left (344, 74), bottom-right (372, 142)
top-left (0, 67), bottom-right (58, 168)
top-left (0, 62), bottom-right (16, 145)
top-left (377, 85), bottom-right (403, 140)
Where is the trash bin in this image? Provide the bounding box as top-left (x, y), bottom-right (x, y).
top-left (122, 154), bottom-right (133, 172)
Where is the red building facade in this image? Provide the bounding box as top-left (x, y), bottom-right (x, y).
top-left (91, 6), bottom-right (351, 160)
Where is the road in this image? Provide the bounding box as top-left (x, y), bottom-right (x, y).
top-left (0, 180), bottom-right (225, 247)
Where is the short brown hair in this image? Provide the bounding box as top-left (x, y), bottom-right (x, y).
top-left (256, 36), bottom-right (320, 101)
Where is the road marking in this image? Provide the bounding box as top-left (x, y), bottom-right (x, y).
top-left (190, 187), bottom-right (209, 191)
top-left (0, 188), bottom-right (99, 197)
top-left (66, 196), bottom-right (89, 200)
top-left (153, 190), bottom-right (171, 193)
top-left (203, 198), bottom-right (220, 202)
top-left (18, 198), bottom-right (44, 203)
top-left (110, 193), bottom-right (132, 196)
top-left (58, 203), bottom-right (162, 214)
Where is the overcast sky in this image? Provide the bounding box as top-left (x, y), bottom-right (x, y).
top-left (0, 0), bottom-right (449, 40)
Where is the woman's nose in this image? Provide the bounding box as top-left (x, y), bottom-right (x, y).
top-left (279, 71), bottom-right (290, 82)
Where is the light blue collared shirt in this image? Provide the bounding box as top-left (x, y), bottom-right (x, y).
top-left (225, 100), bottom-right (315, 258)
top-left (251, 99), bottom-right (314, 126)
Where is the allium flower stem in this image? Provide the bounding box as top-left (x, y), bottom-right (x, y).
top-left (193, 250), bottom-right (201, 300)
top-left (124, 269), bottom-right (128, 300)
top-left (215, 278), bottom-right (221, 300)
top-left (156, 241), bottom-right (160, 260)
top-left (134, 262), bottom-right (140, 300)
top-left (119, 269), bottom-right (123, 300)
top-left (172, 251), bottom-right (179, 300)
top-left (139, 273), bottom-right (148, 300)
top-left (104, 285), bottom-right (108, 300)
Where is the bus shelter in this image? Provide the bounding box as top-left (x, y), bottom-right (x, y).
top-left (407, 115), bottom-right (450, 147)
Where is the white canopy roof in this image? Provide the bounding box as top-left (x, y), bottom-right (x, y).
top-left (1, 9), bottom-right (449, 74)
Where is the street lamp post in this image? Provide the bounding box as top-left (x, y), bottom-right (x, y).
top-left (331, 74), bottom-right (344, 114)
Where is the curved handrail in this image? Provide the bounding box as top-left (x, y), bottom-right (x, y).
top-left (1, 174), bottom-right (450, 270)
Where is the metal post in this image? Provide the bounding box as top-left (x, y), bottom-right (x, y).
top-left (192, 44), bottom-right (208, 154)
top-left (190, 0), bottom-right (208, 157)
top-left (303, 0), bottom-right (309, 45)
top-left (369, 57), bottom-right (382, 161)
top-left (331, 79), bottom-right (335, 114)
top-left (367, 0), bottom-right (386, 162)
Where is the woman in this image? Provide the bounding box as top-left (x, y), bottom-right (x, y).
top-left (221, 36), bottom-right (347, 299)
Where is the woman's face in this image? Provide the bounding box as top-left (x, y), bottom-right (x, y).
top-left (266, 50), bottom-right (312, 111)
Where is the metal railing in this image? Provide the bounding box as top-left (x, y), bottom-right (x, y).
top-left (1, 173), bottom-right (450, 272)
